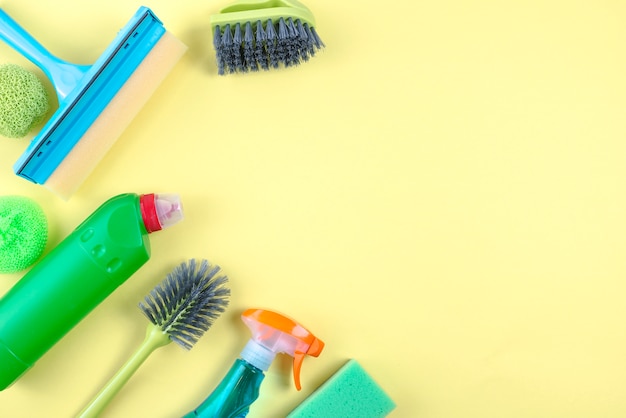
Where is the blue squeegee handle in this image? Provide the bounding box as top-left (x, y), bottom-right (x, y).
top-left (0, 8), bottom-right (89, 99)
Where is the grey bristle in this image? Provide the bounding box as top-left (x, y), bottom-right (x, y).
top-left (138, 259), bottom-right (230, 350)
top-left (231, 23), bottom-right (245, 73)
top-left (213, 25), bottom-right (222, 50)
top-left (213, 25), bottom-right (225, 75)
top-left (219, 24), bottom-right (234, 75)
top-left (213, 17), bottom-right (324, 75)
top-left (255, 20), bottom-right (269, 71)
top-left (265, 19), bottom-right (280, 69)
top-left (276, 18), bottom-right (290, 67)
top-left (296, 20), bottom-right (310, 62)
top-left (309, 26), bottom-right (324, 49)
top-left (285, 18), bottom-right (301, 66)
top-left (243, 22), bottom-right (258, 71)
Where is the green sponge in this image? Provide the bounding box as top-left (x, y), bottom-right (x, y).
top-left (0, 63), bottom-right (49, 138)
top-left (287, 359), bottom-right (396, 418)
top-left (0, 196), bottom-right (48, 273)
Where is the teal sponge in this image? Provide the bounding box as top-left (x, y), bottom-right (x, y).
top-left (0, 196), bottom-right (48, 273)
top-left (0, 63), bottom-right (49, 138)
top-left (287, 359), bottom-right (396, 418)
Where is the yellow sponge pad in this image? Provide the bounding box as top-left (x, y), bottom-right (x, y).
top-left (0, 64), bottom-right (49, 138)
top-left (44, 31), bottom-right (187, 199)
top-left (287, 359), bottom-right (396, 418)
top-left (0, 196), bottom-right (48, 273)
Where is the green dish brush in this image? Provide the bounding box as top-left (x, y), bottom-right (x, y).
top-left (210, 0), bottom-right (324, 75)
top-left (0, 64), bottom-right (49, 138)
top-left (77, 259), bottom-right (231, 418)
top-left (0, 195), bottom-right (48, 273)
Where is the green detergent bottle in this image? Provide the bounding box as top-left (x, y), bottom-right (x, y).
top-left (0, 192), bottom-right (184, 390)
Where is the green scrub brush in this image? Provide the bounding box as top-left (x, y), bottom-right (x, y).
top-left (77, 258), bottom-right (231, 418)
top-left (210, 0), bottom-right (324, 75)
top-left (0, 64), bottom-right (49, 138)
top-left (0, 195), bottom-right (48, 273)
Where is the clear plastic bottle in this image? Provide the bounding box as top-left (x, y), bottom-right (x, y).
top-left (0, 192), bottom-right (183, 390)
top-left (183, 308), bottom-right (324, 418)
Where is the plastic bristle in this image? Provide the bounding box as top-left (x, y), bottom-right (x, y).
top-left (243, 22), bottom-right (258, 71)
top-left (276, 18), bottom-right (290, 67)
top-left (138, 259), bottom-right (230, 350)
top-left (255, 21), bottom-right (269, 71)
top-left (285, 18), bottom-right (300, 66)
top-left (296, 20), bottom-right (310, 62)
top-left (265, 19), bottom-right (280, 69)
top-left (231, 23), bottom-right (245, 73)
top-left (212, 16), bottom-right (324, 74)
top-left (213, 25), bottom-right (222, 50)
top-left (310, 26), bottom-right (324, 49)
top-left (142, 297), bottom-right (159, 324)
top-left (304, 24), bottom-right (315, 55)
top-left (219, 24), bottom-right (234, 75)
top-left (213, 26), bottom-right (225, 75)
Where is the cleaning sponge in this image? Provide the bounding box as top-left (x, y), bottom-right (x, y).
top-left (0, 196), bottom-right (48, 273)
top-left (287, 359), bottom-right (396, 418)
top-left (0, 63), bottom-right (49, 138)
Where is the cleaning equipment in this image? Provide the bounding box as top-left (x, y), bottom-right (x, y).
top-left (0, 63), bottom-right (49, 138)
top-left (0, 195), bottom-right (47, 273)
top-left (78, 258), bottom-right (230, 418)
top-left (183, 308), bottom-right (324, 418)
top-left (0, 6), bottom-right (187, 198)
top-left (210, 0), bottom-right (324, 75)
top-left (0, 192), bottom-right (184, 391)
top-left (287, 359), bottom-right (396, 418)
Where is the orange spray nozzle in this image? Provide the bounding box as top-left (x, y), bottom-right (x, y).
top-left (241, 308), bottom-right (324, 390)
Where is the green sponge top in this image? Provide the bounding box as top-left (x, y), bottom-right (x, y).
top-left (0, 196), bottom-right (48, 274)
top-left (287, 359), bottom-right (396, 418)
top-left (0, 63), bottom-right (49, 138)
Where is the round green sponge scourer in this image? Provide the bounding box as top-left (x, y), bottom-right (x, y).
top-left (0, 63), bottom-right (49, 138)
top-left (0, 196), bottom-right (48, 274)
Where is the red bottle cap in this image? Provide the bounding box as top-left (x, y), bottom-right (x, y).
top-left (140, 193), bottom-right (184, 233)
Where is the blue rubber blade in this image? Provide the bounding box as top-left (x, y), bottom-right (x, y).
top-left (13, 6), bottom-right (165, 184)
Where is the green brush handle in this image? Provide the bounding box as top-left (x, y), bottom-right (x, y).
top-left (77, 324), bottom-right (171, 418)
top-left (211, 0), bottom-right (315, 28)
top-left (220, 0), bottom-right (310, 12)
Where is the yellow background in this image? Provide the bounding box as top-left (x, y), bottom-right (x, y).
top-left (1, 0), bottom-right (626, 417)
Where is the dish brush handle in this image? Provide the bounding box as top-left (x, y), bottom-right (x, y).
top-left (220, 0), bottom-right (309, 11)
top-left (212, 0), bottom-right (316, 28)
top-left (0, 8), bottom-right (89, 99)
top-left (77, 325), bottom-right (171, 418)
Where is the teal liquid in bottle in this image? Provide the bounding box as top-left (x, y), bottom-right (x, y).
top-left (184, 358), bottom-right (265, 418)
top-left (183, 309), bottom-right (324, 418)
top-left (0, 192), bottom-right (183, 390)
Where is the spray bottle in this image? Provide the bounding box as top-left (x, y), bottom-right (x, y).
top-left (0, 192), bottom-right (183, 390)
top-left (183, 308), bottom-right (324, 418)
